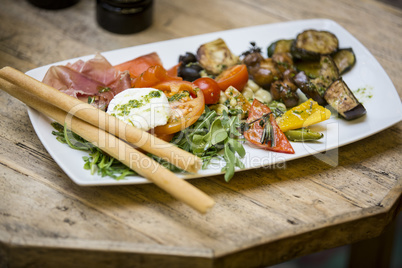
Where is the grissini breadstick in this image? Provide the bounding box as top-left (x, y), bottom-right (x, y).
top-left (0, 67), bottom-right (201, 173)
top-left (0, 77), bottom-right (215, 214)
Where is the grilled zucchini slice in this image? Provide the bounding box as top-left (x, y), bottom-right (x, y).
top-left (291, 30), bottom-right (339, 61)
top-left (295, 48), bottom-right (355, 78)
top-left (332, 48), bottom-right (356, 75)
top-left (324, 78), bottom-right (366, 120)
top-left (294, 61), bottom-right (321, 78)
top-left (267, 39), bottom-right (294, 57)
top-left (196, 38), bottom-right (239, 75)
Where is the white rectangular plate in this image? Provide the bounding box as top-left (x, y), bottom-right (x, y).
top-left (26, 19), bottom-right (402, 186)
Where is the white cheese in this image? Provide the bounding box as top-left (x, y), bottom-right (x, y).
top-left (106, 88), bottom-right (171, 131)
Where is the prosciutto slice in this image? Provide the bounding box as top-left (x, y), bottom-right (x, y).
top-left (42, 53), bottom-right (131, 110)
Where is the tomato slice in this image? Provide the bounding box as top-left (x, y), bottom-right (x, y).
top-left (215, 64), bottom-right (249, 91)
top-left (114, 52), bottom-right (163, 78)
top-left (152, 81), bottom-right (205, 135)
top-left (132, 65), bottom-right (182, 88)
top-left (244, 99), bottom-right (294, 154)
top-left (154, 133), bottom-right (175, 142)
top-left (193, 77), bottom-right (221, 104)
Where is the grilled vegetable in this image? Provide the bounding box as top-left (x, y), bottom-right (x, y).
top-left (314, 55), bottom-right (339, 87)
top-left (294, 55), bottom-right (339, 105)
top-left (284, 129), bottom-right (324, 142)
top-left (269, 68), bottom-right (299, 108)
top-left (272, 52), bottom-right (294, 73)
top-left (244, 99), bottom-right (294, 154)
top-left (293, 71), bottom-right (326, 105)
top-left (332, 48), bottom-right (356, 75)
top-left (276, 99), bottom-right (331, 132)
top-left (268, 39), bottom-right (294, 57)
top-left (294, 60), bottom-right (321, 78)
top-left (323, 78), bottom-right (366, 120)
top-left (291, 30), bottom-right (339, 61)
top-left (243, 52), bottom-right (282, 89)
top-left (295, 48), bottom-right (356, 78)
top-left (196, 38), bottom-right (239, 75)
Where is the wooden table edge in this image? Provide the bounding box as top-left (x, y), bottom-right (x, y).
top-left (1, 184), bottom-right (400, 268)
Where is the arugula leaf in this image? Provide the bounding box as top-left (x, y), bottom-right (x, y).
top-left (228, 138), bottom-right (246, 158)
top-left (222, 143), bottom-right (236, 182)
top-left (51, 122), bottom-right (135, 180)
top-left (172, 107), bottom-right (246, 182)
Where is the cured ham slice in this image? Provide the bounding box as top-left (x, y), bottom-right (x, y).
top-left (42, 54), bottom-right (131, 110)
top-left (67, 53), bottom-right (121, 86)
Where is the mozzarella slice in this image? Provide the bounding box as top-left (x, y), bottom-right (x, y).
top-left (106, 88), bottom-right (171, 131)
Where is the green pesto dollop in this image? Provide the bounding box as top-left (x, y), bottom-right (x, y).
top-left (113, 90), bottom-right (162, 117)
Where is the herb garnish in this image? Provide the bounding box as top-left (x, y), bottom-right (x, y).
top-left (246, 112), bottom-right (276, 146)
top-left (98, 86), bottom-right (111, 93)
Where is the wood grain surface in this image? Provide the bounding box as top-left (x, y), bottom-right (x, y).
top-left (0, 0), bottom-right (401, 267)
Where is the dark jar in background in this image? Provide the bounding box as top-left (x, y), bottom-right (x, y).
top-left (96, 0), bottom-right (153, 34)
top-left (27, 0), bottom-right (79, 9)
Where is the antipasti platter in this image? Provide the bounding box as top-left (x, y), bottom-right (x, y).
top-left (25, 19), bottom-right (402, 186)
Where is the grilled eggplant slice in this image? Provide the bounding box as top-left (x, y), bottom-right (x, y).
top-left (196, 38), bottom-right (239, 75)
top-left (291, 30), bottom-right (339, 61)
top-left (332, 48), bottom-right (356, 75)
top-left (324, 78), bottom-right (366, 120)
top-left (293, 71), bottom-right (327, 106)
top-left (316, 55), bottom-right (339, 85)
top-left (294, 55), bottom-right (339, 105)
top-left (267, 39), bottom-right (294, 57)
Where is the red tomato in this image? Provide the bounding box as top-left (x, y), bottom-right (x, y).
top-left (154, 133), bottom-right (175, 142)
top-left (152, 81), bottom-right (205, 135)
top-left (244, 99), bottom-right (294, 154)
top-left (114, 52), bottom-right (163, 78)
top-left (132, 65), bottom-right (182, 88)
top-left (193, 77), bottom-right (221, 104)
top-left (167, 63), bottom-right (181, 77)
top-left (215, 64), bottom-right (249, 91)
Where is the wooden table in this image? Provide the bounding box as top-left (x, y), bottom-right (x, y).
top-left (0, 0), bottom-right (401, 267)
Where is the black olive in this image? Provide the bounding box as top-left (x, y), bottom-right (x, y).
top-left (179, 52), bottom-right (197, 65)
top-left (178, 64), bottom-right (202, 81)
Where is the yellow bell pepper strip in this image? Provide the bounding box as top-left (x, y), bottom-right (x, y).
top-left (276, 99), bottom-right (331, 132)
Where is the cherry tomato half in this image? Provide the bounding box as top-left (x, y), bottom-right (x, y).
top-left (193, 77), bottom-right (221, 104)
top-left (152, 81), bottom-right (205, 135)
top-left (215, 64), bottom-right (249, 92)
